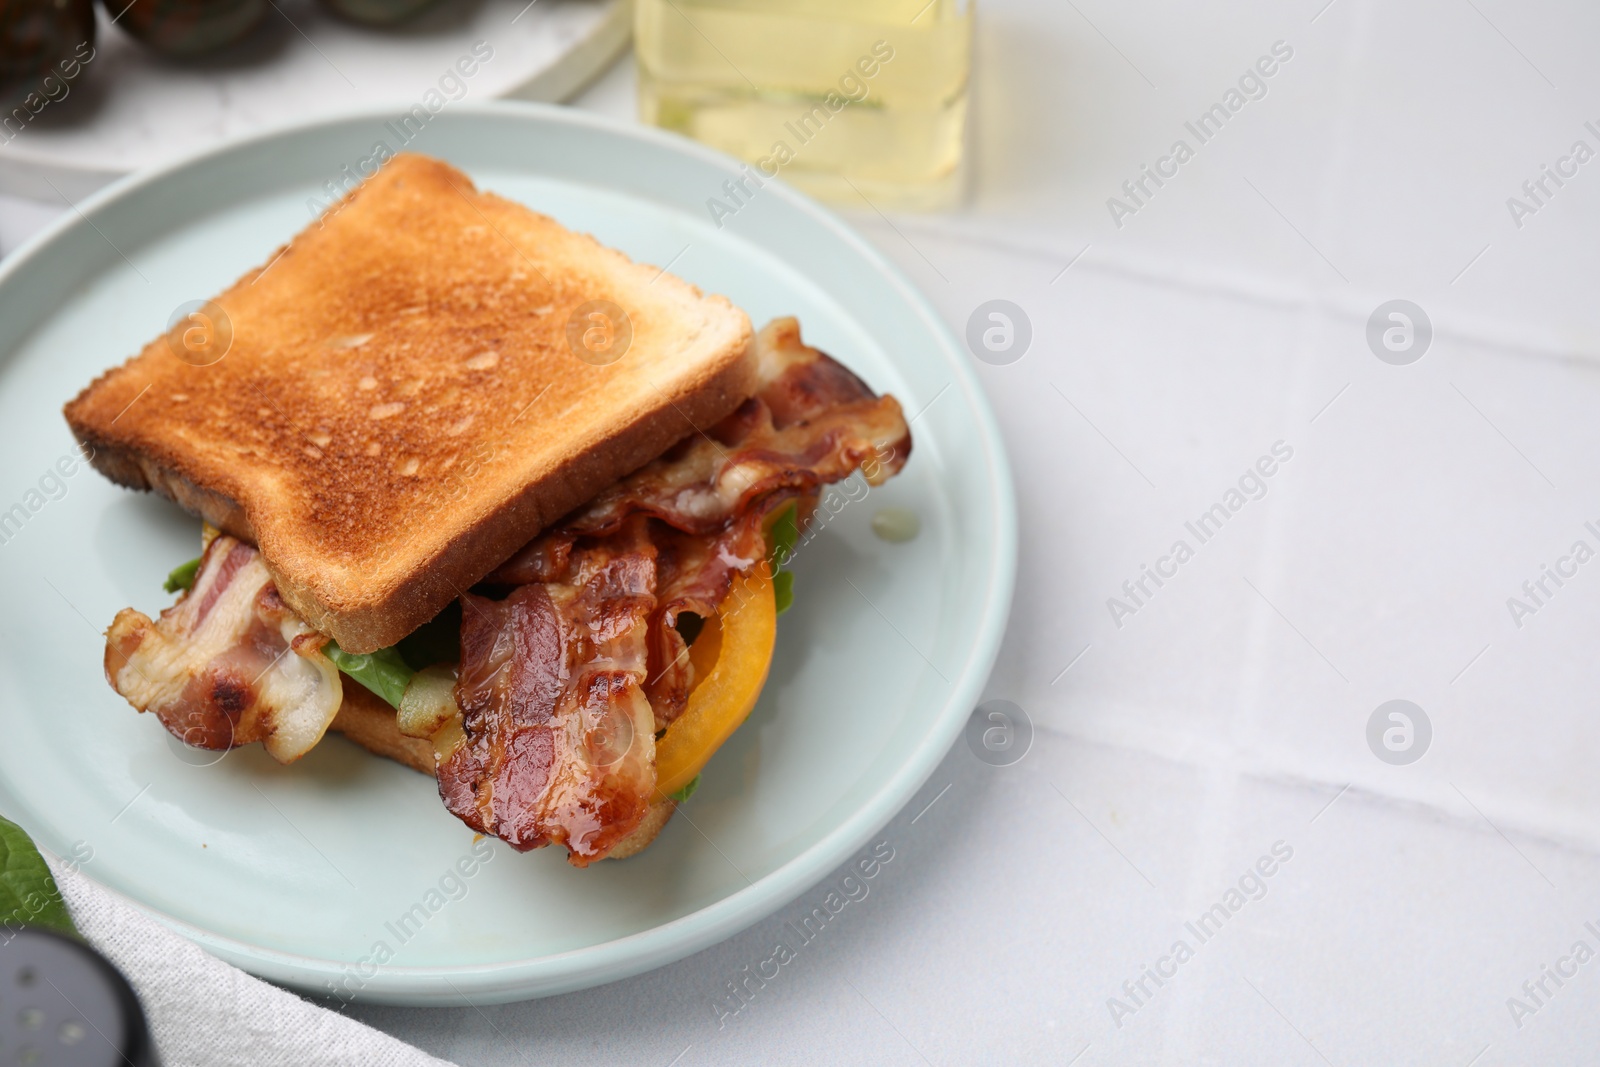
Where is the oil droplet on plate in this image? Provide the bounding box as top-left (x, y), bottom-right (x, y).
top-left (871, 507), bottom-right (920, 543)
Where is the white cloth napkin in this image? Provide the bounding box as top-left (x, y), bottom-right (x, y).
top-left (45, 858), bottom-right (457, 1067)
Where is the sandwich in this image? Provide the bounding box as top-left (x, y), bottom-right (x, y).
top-left (62, 154), bottom-right (911, 865)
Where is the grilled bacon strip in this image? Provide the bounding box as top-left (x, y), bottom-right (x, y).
top-left (438, 519), bottom-right (659, 863)
top-left (488, 318), bottom-right (911, 726)
top-left (641, 511), bottom-right (772, 728)
top-left (450, 321), bottom-right (913, 863)
top-left (556, 317), bottom-right (911, 540)
top-left (485, 318), bottom-right (910, 728)
top-left (105, 535), bottom-right (343, 763)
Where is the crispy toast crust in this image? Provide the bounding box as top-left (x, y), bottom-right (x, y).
top-left (65, 154), bottom-right (755, 652)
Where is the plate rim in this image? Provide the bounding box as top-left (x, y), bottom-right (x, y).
top-left (0, 99), bottom-right (1018, 1004)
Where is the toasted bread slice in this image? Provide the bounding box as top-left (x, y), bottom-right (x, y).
top-left (328, 681), bottom-right (675, 859)
top-left (65, 153), bottom-right (755, 652)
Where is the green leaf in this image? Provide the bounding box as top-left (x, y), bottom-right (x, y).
top-left (667, 775), bottom-right (701, 803)
top-left (768, 502), bottom-right (799, 568)
top-left (768, 502), bottom-right (799, 615)
top-left (325, 642), bottom-right (415, 709)
top-left (0, 816), bottom-right (76, 936)
top-left (163, 556), bottom-right (202, 594)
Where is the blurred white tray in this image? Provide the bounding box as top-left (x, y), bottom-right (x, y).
top-left (0, 0), bottom-right (629, 201)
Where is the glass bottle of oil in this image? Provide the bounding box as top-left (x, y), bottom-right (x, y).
top-left (635, 0), bottom-right (973, 211)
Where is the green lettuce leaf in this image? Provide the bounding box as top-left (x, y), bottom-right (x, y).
top-left (768, 503), bottom-right (799, 567)
top-left (325, 642), bottom-right (415, 709)
top-left (768, 503), bottom-right (799, 616)
top-left (667, 775), bottom-right (701, 803)
top-left (163, 556), bottom-right (202, 594)
top-left (0, 816), bottom-right (76, 936)
top-left (772, 570), bottom-right (795, 615)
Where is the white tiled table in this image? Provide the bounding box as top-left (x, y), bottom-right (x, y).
top-left (9, 2), bottom-right (1600, 1063)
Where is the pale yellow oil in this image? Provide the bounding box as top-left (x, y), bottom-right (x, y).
top-left (635, 0), bottom-right (973, 211)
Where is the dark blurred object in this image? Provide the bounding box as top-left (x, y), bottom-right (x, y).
top-left (103, 0), bottom-right (265, 56)
top-left (318, 0), bottom-right (440, 25)
top-left (0, 926), bottom-right (158, 1066)
top-left (0, 0), bottom-right (95, 86)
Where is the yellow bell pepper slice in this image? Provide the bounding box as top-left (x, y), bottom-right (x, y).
top-left (654, 566), bottom-right (777, 799)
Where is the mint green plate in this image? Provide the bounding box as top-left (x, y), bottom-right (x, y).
top-left (0, 103), bottom-right (1015, 1004)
